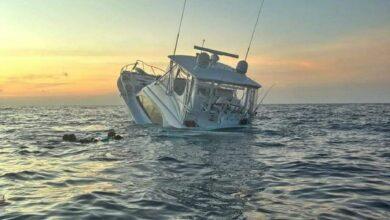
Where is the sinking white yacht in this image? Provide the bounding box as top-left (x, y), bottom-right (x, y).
top-left (117, 0), bottom-right (265, 130)
top-left (118, 46), bottom-right (261, 130)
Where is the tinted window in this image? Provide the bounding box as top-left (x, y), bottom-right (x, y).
top-left (173, 68), bottom-right (188, 96)
top-left (137, 94), bottom-right (163, 125)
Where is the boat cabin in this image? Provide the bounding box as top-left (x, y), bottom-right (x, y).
top-left (135, 46), bottom-right (261, 129)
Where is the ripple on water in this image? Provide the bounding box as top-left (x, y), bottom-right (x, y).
top-left (0, 104), bottom-right (389, 219)
top-left (1, 171), bottom-right (56, 181)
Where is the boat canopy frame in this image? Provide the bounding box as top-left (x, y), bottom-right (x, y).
top-left (120, 60), bottom-right (165, 77)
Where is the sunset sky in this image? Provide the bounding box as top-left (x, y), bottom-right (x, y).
top-left (0, 0), bottom-right (389, 105)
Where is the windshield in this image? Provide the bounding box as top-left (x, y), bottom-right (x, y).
top-left (196, 80), bottom-right (258, 114)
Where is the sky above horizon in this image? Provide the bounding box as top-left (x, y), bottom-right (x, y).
top-left (0, 0), bottom-right (389, 105)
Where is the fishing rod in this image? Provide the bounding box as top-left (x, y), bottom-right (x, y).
top-left (255, 83), bottom-right (275, 112)
top-left (244, 0), bottom-right (265, 61)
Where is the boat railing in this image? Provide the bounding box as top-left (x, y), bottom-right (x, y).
top-left (120, 60), bottom-right (165, 77)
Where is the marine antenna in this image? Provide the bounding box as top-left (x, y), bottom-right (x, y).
top-left (244, 0), bottom-right (265, 61)
top-left (173, 0), bottom-right (187, 56)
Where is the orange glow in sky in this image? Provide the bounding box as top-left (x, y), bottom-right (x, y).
top-left (0, 0), bottom-right (389, 104)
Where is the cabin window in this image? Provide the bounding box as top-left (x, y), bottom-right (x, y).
top-left (196, 80), bottom-right (257, 113)
top-left (246, 88), bottom-right (258, 112)
top-left (197, 81), bottom-right (214, 98)
top-left (198, 86), bottom-right (210, 97)
top-left (137, 94), bottom-right (163, 125)
top-left (173, 67), bottom-right (188, 96)
top-left (157, 63), bottom-right (177, 90)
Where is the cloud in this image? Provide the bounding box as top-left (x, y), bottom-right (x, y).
top-left (248, 28), bottom-right (390, 88)
top-left (0, 49), bottom-right (133, 57)
top-left (33, 83), bottom-right (69, 89)
top-left (5, 73), bottom-right (69, 84)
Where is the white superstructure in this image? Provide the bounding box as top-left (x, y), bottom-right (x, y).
top-left (118, 47), bottom-right (261, 130)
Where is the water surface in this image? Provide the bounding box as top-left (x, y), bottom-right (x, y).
top-left (0, 104), bottom-right (389, 219)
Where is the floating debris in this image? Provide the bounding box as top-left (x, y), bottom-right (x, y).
top-left (78, 137), bottom-right (99, 144)
top-left (0, 195), bottom-right (9, 206)
top-left (107, 129), bottom-right (116, 138)
top-left (106, 129), bottom-right (123, 141)
top-left (62, 130), bottom-right (123, 144)
top-left (62, 134), bottom-right (77, 142)
top-left (114, 134), bottom-right (123, 140)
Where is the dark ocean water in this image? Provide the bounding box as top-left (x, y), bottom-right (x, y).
top-left (0, 104), bottom-right (389, 219)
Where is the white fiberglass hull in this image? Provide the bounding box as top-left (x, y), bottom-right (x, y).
top-left (117, 71), bottom-right (155, 125)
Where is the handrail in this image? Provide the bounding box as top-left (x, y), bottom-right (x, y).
top-left (120, 60), bottom-right (165, 77)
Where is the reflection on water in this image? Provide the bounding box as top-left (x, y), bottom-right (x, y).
top-left (0, 104), bottom-right (389, 219)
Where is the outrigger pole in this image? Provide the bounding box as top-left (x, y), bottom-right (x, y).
top-left (168, 0), bottom-right (187, 95)
top-left (244, 0), bottom-right (265, 61)
top-left (173, 0), bottom-right (187, 56)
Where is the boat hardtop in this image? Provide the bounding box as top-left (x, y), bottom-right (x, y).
top-left (169, 55), bottom-right (261, 88)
